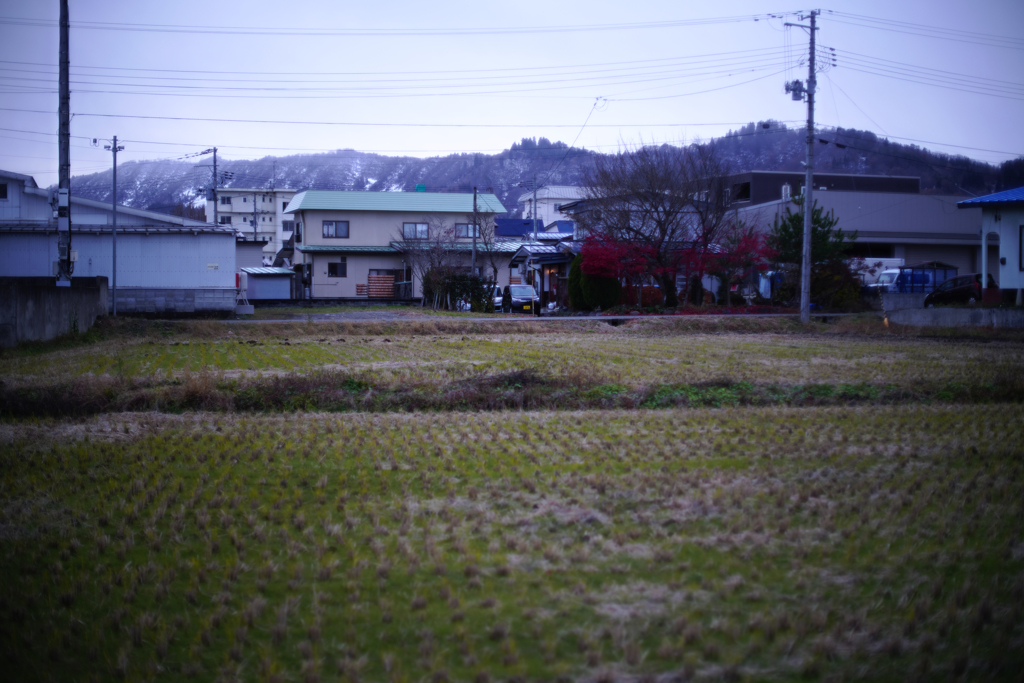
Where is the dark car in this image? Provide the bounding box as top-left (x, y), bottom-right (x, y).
top-left (502, 284), bottom-right (540, 314)
top-left (923, 273), bottom-right (993, 307)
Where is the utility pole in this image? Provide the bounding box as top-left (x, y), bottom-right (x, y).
top-left (785, 9), bottom-right (818, 324)
top-left (532, 174), bottom-right (538, 242)
top-left (211, 147), bottom-right (218, 225)
top-left (104, 136), bottom-right (124, 315)
top-left (56, 0), bottom-right (72, 287)
top-left (472, 187), bottom-right (478, 275)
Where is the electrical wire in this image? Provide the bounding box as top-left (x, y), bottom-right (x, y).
top-left (827, 11), bottom-right (1024, 51)
top-left (0, 48), bottom-right (786, 83)
top-left (0, 12), bottom-right (788, 37)
top-left (0, 107), bottom-right (802, 130)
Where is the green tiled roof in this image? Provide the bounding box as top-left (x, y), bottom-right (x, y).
top-left (390, 240), bottom-right (527, 253)
top-left (285, 190), bottom-right (506, 214)
top-left (296, 245), bottom-right (400, 254)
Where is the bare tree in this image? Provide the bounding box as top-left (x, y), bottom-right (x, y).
top-left (577, 141), bottom-right (733, 307)
top-left (472, 213), bottom-right (504, 283)
top-left (394, 214), bottom-right (460, 307)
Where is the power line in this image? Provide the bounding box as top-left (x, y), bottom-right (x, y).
top-left (0, 12), bottom-right (786, 37)
top-left (0, 47), bottom-right (786, 82)
top-left (827, 10), bottom-right (1024, 51)
top-left (0, 62), bottom-right (790, 100)
top-left (0, 107), bottom-right (800, 130)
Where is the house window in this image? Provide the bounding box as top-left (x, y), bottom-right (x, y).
top-left (295, 222), bottom-right (302, 243)
top-left (283, 220), bottom-right (295, 233)
top-left (323, 220), bottom-right (349, 238)
top-left (455, 223), bottom-right (480, 238)
top-left (220, 196), bottom-right (231, 205)
top-left (403, 222), bottom-right (428, 240)
top-left (328, 259), bottom-right (347, 277)
top-left (242, 196), bottom-right (247, 202)
top-left (282, 201), bottom-right (288, 211)
top-left (218, 216), bottom-right (232, 224)
top-left (0, 183), bottom-right (7, 200)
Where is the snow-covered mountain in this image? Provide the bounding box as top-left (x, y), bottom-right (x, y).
top-left (65, 124), bottom-right (1010, 216)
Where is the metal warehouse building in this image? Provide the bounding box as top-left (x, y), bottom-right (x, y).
top-left (0, 169), bottom-right (237, 314)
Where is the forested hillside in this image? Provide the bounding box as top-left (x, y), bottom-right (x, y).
top-left (66, 123), bottom-right (1020, 217)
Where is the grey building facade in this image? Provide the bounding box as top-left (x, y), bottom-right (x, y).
top-left (728, 171), bottom-right (990, 282)
top-left (0, 169), bottom-right (237, 313)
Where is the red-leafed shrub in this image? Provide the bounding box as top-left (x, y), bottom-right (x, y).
top-left (621, 286), bottom-right (665, 307)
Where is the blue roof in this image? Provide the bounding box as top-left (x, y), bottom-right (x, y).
top-left (957, 187), bottom-right (1024, 208)
top-left (495, 218), bottom-right (544, 237)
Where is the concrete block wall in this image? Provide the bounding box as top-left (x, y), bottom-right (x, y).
top-left (111, 288), bottom-right (236, 314)
top-left (0, 277), bottom-right (108, 347)
top-left (880, 293), bottom-right (927, 311)
top-left (890, 308), bottom-right (1024, 329)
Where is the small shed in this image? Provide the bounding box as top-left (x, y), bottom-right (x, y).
top-left (241, 267), bottom-right (294, 300)
top-left (896, 261), bottom-right (958, 294)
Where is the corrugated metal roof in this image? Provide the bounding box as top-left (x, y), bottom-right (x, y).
top-left (957, 187), bottom-right (1024, 207)
top-left (241, 267), bottom-right (294, 275)
top-left (0, 223), bottom-right (233, 235)
top-left (285, 190), bottom-right (506, 214)
top-left (296, 245), bottom-right (399, 253)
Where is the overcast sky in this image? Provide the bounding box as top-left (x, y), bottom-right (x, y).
top-left (1, 0), bottom-right (1022, 189)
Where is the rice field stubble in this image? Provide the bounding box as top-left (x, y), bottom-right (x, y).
top-left (0, 406), bottom-right (1022, 682)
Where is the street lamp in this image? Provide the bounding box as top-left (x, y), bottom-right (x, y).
top-left (101, 137), bottom-right (125, 316)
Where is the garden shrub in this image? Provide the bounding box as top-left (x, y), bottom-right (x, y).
top-left (618, 286), bottom-right (663, 308)
top-left (581, 271), bottom-right (621, 310)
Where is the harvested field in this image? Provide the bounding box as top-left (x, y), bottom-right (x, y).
top-left (1, 406), bottom-right (1022, 681)
top-left (1, 319), bottom-right (1022, 681)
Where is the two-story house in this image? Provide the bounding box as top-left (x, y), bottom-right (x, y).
top-left (285, 190), bottom-right (512, 299)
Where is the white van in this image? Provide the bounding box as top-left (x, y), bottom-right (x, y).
top-left (865, 269), bottom-right (900, 294)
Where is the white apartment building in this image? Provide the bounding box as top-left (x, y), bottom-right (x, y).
top-left (517, 185), bottom-right (585, 227)
top-left (215, 188), bottom-right (298, 259)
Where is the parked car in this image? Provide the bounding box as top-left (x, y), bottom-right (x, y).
top-left (923, 273), bottom-right (992, 307)
top-left (502, 284), bottom-right (540, 314)
top-left (491, 284), bottom-right (503, 312)
top-left (864, 268), bottom-right (900, 295)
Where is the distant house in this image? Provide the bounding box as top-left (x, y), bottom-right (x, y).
top-left (216, 187), bottom-right (297, 258)
top-left (284, 190), bottom-right (515, 299)
top-left (958, 187), bottom-right (1024, 304)
top-left (517, 185), bottom-right (586, 226)
top-left (0, 169), bottom-right (237, 313)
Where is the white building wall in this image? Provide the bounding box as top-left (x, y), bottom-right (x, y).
top-left (994, 208), bottom-right (1024, 290)
top-left (218, 189), bottom-right (297, 256)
